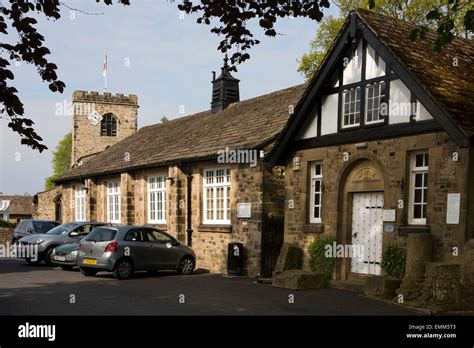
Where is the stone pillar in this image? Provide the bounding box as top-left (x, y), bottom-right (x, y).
top-left (398, 233), bottom-right (432, 299)
top-left (419, 262), bottom-right (462, 311)
top-left (462, 239), bottom-right (474, 287)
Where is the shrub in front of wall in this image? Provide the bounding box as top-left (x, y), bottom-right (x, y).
top-left (308, 235), bottom-right (337, 285)
top-left (382, 244), bottom-right (406, 279)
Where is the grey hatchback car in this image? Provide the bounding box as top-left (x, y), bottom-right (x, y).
top-left (78, 226), bottom-right (196, 280)
top-left (16, 221), bottom-right (107, 265)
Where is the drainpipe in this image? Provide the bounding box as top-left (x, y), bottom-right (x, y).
top-left (186, 173), bottom-right (193, 247)
top-left (177, 163), bottom-right (193, 247)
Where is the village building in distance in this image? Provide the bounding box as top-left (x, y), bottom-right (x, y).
top-left (35, 9), bottom-right (474, 306)
top-left (35, 57), bottom-right (305, 277)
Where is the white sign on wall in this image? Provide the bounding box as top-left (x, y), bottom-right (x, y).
top-left (446, 193), bottom-right (461, 224)
top-left (382, 209), bottom-right (396, 222)
top-left (237, 203), bottom-right (251, 218)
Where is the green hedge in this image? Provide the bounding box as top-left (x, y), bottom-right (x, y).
top-left (382, 244), bottom-right (406, 279)
top-left (308, 235), bottom-right (337, 285)
top-left (0, 220), bottom-right (17, 229)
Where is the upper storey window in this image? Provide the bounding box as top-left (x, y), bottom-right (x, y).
top-left (101, 113), bottom-right (117, 136)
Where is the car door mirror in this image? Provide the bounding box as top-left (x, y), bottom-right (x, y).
top-left (172, 240), bottom-right (180, 247)
top-left (26, 228), bottom-right (33, 233)
top-left (69, 231), bottom-right (79, 237)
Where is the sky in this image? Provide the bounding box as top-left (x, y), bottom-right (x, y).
top-left (0, 0), bottom-right (339, 195)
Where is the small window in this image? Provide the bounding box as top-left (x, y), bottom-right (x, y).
top-left (342, 87), bottom-right (361, 128)
top-left (147, 175), bottom-right (166, 224)
top-left (309, 162), bottom-right (323, 223)
top-left (85, 228), bottom-right (117, 242)
top-left (203, 168), bottom-right (231, 225)
top-left (365, 82), bottom-right (385, 124)
top-left (106, 181), bottom-right (121, 223)
top-left (74, 185), bottom-right (86, 222)
top-left (409, 151), bottom-right (428, 225)
top-left (101, 113), bottom-right (117, 136)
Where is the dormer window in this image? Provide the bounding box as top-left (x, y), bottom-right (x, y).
top-left (365, 82), bottom-right (385, 124)
top-left (342, 87), bottom-right (361, 128)
top-left (101, 113), bottom-right (117, 136)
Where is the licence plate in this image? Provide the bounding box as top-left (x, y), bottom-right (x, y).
top-left (83, 258), bottom-right (97, 265)
top-left (53, 256), bottom-right (66, 261)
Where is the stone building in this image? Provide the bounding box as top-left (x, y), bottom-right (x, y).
top-left (36, 59), bottom-right (305, 277)
top-left (0, 195), bottom-right (34, 223)
top-left (269, 9), bottom-right (474, 288)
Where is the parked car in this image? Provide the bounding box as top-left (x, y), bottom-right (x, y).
top-left (50, 242), bottom-right (80, 270)
top-left (78, 226), bottom-right (196, 280)
top-left (12, 219), bottom-right (59, 244)
top-left (16, 221), bottom-right (107, 265)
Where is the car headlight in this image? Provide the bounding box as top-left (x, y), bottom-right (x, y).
top-left (51, 248), bottom-right (56, 254)
top-left (71, 250), bottom-right (78, 257)
top-left (32, 239), bottom-right (44, 245)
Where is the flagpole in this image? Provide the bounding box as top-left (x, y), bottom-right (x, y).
top-left (103, 50), bottom-right (107, 92)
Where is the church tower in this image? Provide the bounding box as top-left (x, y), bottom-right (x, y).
top-left (71, 91), bottom-right (138, 165)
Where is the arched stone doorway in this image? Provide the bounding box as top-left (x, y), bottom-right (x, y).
top-left (336, 157), bottom-right (386, 281)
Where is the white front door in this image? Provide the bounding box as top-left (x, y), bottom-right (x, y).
top-left (350, 192), bottom-right (384, 275)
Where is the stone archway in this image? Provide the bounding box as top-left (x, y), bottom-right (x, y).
top-left (54, 194), bottom-right (62, 222)
top-left (335, 157), bottom-right (386, 281)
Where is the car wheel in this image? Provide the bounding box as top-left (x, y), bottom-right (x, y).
top-left (25, 258), bottom-right (41, 266)
top-left (113, 259), bottom-right (134, 280)
top-left (60, 265), bottom-right (74, 271)
top-left (79, 267), bottom-right (98, 277)
top-left (177, 256), bottom-right (195, 275)
top-left (44, 248), bottom-right (55, 266)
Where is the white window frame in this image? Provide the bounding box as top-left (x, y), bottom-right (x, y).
top-left (203, 168), bottom-right (231, 225)
top-left (74, 185), bottom-right (86, 222)
top-left (147, 175), bottom-right (166, 224)
top-left (309, 162), bottom-right (323, 223)
top-left (408, 151), bottom-right (428, 225)
top-left (106, 180), bottom-right (121, 223)
top-left (365, 81), bottom-right (385, 124)
top-left (342, 87), bottom-right (361, 128)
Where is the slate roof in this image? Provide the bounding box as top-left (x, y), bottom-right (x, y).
top-left (0, 195), bottom-right (33, 215)
top-left (357, 8), bottom-right (474, 136)
top-left (57, 84), bottom-right (306, 182)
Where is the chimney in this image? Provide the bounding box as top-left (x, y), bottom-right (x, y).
top-left (211, 55), bottom-right (240, 114)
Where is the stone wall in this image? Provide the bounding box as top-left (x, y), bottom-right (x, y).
top-left (44, 160), bottom-right (283, 277)
top-left (72, 91), bottom-right (138, 165)
top-left (33, 187), bottom-right (62, 221)
top-left (283, 131), bottom-right (470, 274)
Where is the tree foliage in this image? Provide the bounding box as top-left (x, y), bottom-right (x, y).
top-left (45, 132), bottom-right (71, 190)
top-left (1, 0), bottom-right (472, 151)
top-left (298, 0), bottom-right (473, 80)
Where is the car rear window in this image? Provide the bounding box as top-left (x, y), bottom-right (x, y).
top-left (85, 228), bottom-right (117, 242)
top-left (33, 221), bottom-right (57, 234)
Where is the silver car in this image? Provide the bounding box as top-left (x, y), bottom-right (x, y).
top-left (16, 222), bottom-right (107, 265)
top-left (78, 226), bottom-right (196, 280)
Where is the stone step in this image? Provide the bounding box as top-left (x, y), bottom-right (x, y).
top-left (330, 279), bottom-right (366, 293)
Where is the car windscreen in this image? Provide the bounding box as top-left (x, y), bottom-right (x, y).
top-left (84, 228), bottom-right (117, 242)
top-left (33, 221), bottom-right (58, 234)
top-left (45, 223), bottom-right (78, 235)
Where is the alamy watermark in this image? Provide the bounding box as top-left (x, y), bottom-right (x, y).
top-left (216, 147), bottom-right (264, 167)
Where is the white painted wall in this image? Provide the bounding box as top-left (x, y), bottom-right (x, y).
top-left (366, 44), bottom-right (385, 79)
top-left (389, 79), bottom-right (412, 124)
top-left (342, 41), bottom-right (362, 85)
top-left (321, 93), bottom-right (339, 135)
top-left (416, 101), bottom-right (433, 121)
top-left (297, 110), bottom-right (318, 139)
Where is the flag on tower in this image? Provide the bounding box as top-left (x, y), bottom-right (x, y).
top-left (103, 50), bottom-right (107, 91)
